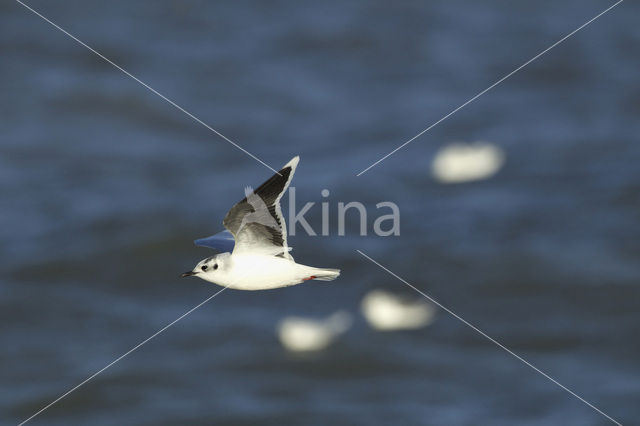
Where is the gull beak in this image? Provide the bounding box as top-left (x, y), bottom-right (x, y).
top-left (181, 271), bottom-right (196, 278)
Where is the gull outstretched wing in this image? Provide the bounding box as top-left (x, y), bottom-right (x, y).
top-left (222, 156), bottom-right (299, 259)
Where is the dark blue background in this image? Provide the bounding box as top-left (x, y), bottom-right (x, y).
top-left (2, 0), bottom-right (638, 424)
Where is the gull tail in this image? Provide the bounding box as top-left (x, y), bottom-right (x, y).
top-left (311, 268), bottom-right (341, 281)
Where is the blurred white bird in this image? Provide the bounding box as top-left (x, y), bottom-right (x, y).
top-left (277, 311), bottom-right (352, 352)
top-left (361, 290), bottom-right (436, 331)
top-left (431, 141), bottom-right (505, 183)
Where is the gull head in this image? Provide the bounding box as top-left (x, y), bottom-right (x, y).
top-left (181, 253), bottom-right (230, 280)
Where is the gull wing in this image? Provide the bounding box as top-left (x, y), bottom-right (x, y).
top-left (223, 156), bottom-right (299, 259)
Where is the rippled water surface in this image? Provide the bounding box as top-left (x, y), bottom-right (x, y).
top-left (2, 0), bottom-right (639, 424)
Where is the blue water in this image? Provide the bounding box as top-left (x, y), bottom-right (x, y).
top-left (2, 0), bottom-right (639, 424)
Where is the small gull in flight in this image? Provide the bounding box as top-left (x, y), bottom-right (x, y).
top-left (182, 156), bottom-right (340, 290)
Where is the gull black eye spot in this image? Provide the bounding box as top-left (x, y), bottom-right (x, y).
top-left (213, 264), bottom-right (218, 270)
top-left (201, 265), bottom-right (208, 271)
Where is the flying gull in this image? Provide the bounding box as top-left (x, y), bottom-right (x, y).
top-left (182, 156), bottom-right (340, 290)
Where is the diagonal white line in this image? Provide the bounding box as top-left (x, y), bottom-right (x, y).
top-left (356, 250), bottom-right (622, 425)
top-left (18, 287), bottom-right (227, 426)
top-left (356, 0), bottom-right (623, 176)
top-left (14, 0), bottom-right (279, 175)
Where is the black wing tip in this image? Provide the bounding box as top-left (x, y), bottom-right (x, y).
top-left (277, 156), bottom-right (299, 175)
top-left (285, 156), bottom-right (300, 168)
top-left (276, 155), bottom-right (299, 180)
